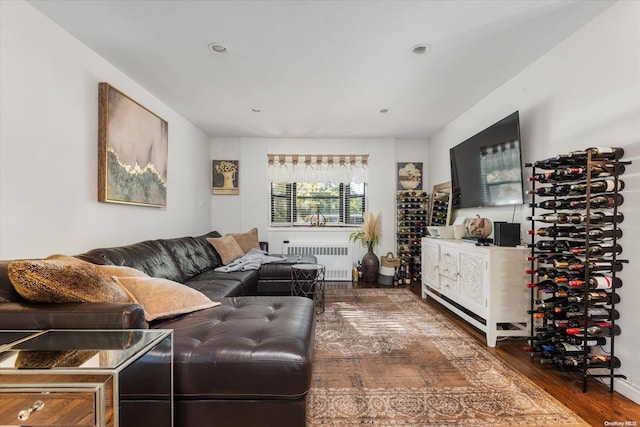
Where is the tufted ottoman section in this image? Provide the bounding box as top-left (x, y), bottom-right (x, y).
top-left (152, 296), bottom-right (315, 400)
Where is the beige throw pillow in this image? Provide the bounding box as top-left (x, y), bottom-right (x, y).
top-left (8, 258), bottom-right (131, 303)
top-left (96, 264), bottom-right (149, 278)
top-left (228, 227), bottom-right (261, 253)
top-left (115, 276), bottom-right (219, 321)
top-left (206, 235), bottom-right (245, 264)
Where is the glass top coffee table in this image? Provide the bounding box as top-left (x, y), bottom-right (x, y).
top-left (0, 329), bottom-right (173, 427)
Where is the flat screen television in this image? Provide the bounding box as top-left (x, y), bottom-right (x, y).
top-left (450, 111), bottom-right (524, 209)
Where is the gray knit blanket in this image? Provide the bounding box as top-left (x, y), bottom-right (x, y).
top-left (214, 248), bottom-right (286, 272)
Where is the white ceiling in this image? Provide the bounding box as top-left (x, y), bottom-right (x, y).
top-left (28, 0), bottom-right (614, 139)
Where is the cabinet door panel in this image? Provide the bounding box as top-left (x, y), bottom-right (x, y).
top-left (457, 251), bottom-right (487, 316)
top-left (422, 243), bottom-right (440, 289)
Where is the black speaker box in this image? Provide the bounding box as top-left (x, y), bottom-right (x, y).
top-left (493, 222), bottom-right (520, 247)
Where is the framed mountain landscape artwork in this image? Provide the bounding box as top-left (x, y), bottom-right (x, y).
top-left (98, 82), bottom-right (168, 207)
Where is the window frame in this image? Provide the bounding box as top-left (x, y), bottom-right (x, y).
top-left (270, 182), bottom-right (365, 227)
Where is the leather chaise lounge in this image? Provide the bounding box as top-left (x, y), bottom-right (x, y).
top-left (0, 231), bottom-right (317, 427)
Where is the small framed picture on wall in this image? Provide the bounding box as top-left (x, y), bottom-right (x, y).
top-left (212, 160), bottom-right (239, 195)
top-left (397, 162), bottom-right (423, 191)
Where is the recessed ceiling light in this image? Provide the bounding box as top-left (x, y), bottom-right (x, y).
top-left (208, 42), bottom-right (229, 54)
top-left (379, 108), bottom-right (391, 114)
top-left (251, 108), bottom-right (261, 113)
top-left (411, 44), bottom-right (430, 55)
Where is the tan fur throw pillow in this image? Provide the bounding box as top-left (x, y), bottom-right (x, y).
top-left (115, 276), bottom-right (219, 321)
top-left (206, 235), bottom-right (245, 264)
top-left (228, 227), bottom-right (261, 254)
top-left (8, 258), bottom-right (131, 303)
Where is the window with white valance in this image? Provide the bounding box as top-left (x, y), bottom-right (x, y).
top-left (268, 154), bottom-right (368, 226)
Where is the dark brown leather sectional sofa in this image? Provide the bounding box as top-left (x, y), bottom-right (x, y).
top-left (0, 231), bottom-right (317, 427)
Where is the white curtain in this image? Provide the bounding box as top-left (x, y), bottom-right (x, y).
top-left (267, 154), bottom-right (369, 184)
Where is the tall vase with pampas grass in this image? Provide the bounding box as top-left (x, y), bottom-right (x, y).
top-left (349, 212), bottom-right (381, 283)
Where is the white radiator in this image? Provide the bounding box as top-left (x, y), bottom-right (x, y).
top-left (282, 243), bottom-right (353, 281)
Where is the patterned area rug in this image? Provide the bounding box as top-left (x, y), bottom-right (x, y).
top-left (307, 288), bottom-right (589, 426)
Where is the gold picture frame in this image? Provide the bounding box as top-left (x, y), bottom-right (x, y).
top-left (212, 160), bottom-right (239, 195)
top-left (98, 82), bottom-right (168, 207)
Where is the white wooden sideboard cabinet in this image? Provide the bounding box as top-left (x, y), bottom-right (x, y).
top-left (421, 237), bottom-right (530, 347)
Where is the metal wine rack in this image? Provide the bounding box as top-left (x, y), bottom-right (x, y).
top-left (396, 190), bottom-right (429, 285)
top-left (525, 148), bottom-right (630, 392)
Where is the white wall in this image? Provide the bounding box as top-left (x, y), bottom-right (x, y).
top-left (428, 1), bottom-right (640, 402)
top-left (0, 1), bottom-right (212, 259)
top-left (211, 137), bottom-right (428, 260)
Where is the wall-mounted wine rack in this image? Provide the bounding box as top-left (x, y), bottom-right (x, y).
top-left (397, 190), bottom-right (428, 285)
top-left (525, 147), bottom-right (630, 393)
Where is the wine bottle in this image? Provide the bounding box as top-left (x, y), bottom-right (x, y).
top-left (528, 226), bottom-right (579, 237)
top-left (530, 164), bottom-right (626, 183)
top-left (554, 342), bottom-right (589, 355)
top-left (526, 186), bottom-right (563, 196)
top-left (569, 226), bottom-right (623, 240)
top-left (531, 268), bottom-right (579, 281)
top-left (570, 243), bottom-right (622, 257)
top-left (569, 194), bottom-right (624, 209)
top-left (527, 212), bottom-right (624, 225)
top-left (536, 328), bottom-right (568, 340)
top-left (566, 291), bottom-right (620, 305)
top-left (530, 199), bottom-right (574, 210)
top-left (568, 276), bottom-right (622, 290)
top-left (532, 253), bottom-right (574, 265)
top-left (569, 179), bottom-right (625, 195)
top-left (567, 261), bottom-right (624, 273)
top-left (566, 324), bottom-right (621, 337)
top-left (528, 239), bottom-right (583, 252)
top-left (538, 287), bottom-right (571, 298)
top-left (569, 147), bottom-right (625, 160)
top-left (571, 164), bottom-right (625, 179)
top-left (530, 343), bottom-right (587, 357)
top-left (566, 307), bottom-right (619, 320)
top-left (526, 213), bottom-right (588, 224)
top-left (535, 293), bottom-right (572, 305)
top-left (562, 335), bottom-right (607, 346)
top-left (558, 355), bottom-right (621, 369)
top-left (527, 278), bottom-right (551, 289)
top-left (552, 256), bottom-right (584, 269)
top-left (529, 155), bottom-right (576, 170)
top-left (528, 164), bottom-right (625, 183)
top-left (586, 211), bottom-right (624, 224)
top-left (534, 269), bottom-right (583, 283)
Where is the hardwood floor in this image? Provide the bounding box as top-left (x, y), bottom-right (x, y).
top-left (402, 282), bottom-right (640, 426)
top-left (338, 281), bottom-right (640, 425)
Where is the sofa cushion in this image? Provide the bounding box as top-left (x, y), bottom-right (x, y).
top-left (184, 268), bottom-right (260, 299)
top-left (181, 278), bottom-right (245, 302)
top-left (228, 228), bottom-right (261, 253)
top-left (116, 276), bottom-right (219, 321)
top-left (7, 258), bottom-right (131, 304)
top-left (77, 239), bottom-right (184, 282)
top-left (207, 235), bottom-right (244, 265)
top-left (160, 235), bottom-right (221, 281)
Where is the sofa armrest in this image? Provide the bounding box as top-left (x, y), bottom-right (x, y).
top-left (0, 302), bottom-right (147, 330)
